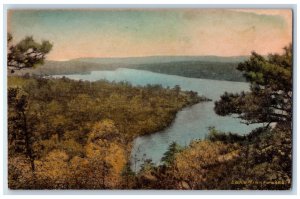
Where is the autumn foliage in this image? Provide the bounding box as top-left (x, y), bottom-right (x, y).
top-left (8, 75), bottom-right (204, 189)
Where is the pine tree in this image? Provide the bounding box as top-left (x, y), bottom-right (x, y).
top-left (214, 44), bottom-right (292, 127)
top-left (161, 142), bottom-right (183, 165)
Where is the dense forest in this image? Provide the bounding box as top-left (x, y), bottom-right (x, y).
top-left (8, 76), bottom-right (207, 189)
top-left (7, 34), bottom-right (292, 190)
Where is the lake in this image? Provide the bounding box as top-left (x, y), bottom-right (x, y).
top-left (54, 68), bottom-right (260, 171)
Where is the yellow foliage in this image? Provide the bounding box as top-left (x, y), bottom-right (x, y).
top-left (35, 150), bottom-right (69, 188)
top-left (38, 135), bottom-right (83, 158)
top-left (8, 76), bottom-right (204, 189)
top-left (174, 140), bottom-right (240, 189)
top-left (84, 140), bottom-right (126, 188)
top-left (88, 119), bottom-right (121, 143)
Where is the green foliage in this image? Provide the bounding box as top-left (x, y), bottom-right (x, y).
top-left (208, 45), bottom-right (292, 189)
top-left (7, 33), bottom-right (52, 73)
top-left (139, 159), bottom-right (155, 173)
top-left (121, 163), bottom-right (136, 189)
top-left (161, 142), bottom-right (183, 165)
top-left (206, 127), bottom-right (246, 144)
top-left (215, 44), bottom-right (292, 125)
top-left (226, 125), bottom-right (292, 190)
top-left (132, 45), bottom-right (292, 190)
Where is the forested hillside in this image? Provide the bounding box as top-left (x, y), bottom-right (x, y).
top-left (13, 57), bottom-right (247, 82)
top-left (8, 76), bottom-right (207, 189)
top-left (134, 61), bottom-right (245, 81)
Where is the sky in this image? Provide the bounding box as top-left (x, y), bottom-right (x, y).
top-left (8, 9), bottom-right (292, 61)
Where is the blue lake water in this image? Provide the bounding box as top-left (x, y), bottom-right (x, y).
top-left (54, 68), bottom-right (260, 171)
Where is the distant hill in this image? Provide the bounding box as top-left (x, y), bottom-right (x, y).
top-left (132, 61), bottom-right (245, 82)
top-left (13, 60), bottom-right (120, 76)
top-left (73, 55), bottom-right (248, 65)
top-left (13, 56), bottom-right (249, 82)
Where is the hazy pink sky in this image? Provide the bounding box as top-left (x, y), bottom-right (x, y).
top-left (8, 9), bottom-right (292, 60)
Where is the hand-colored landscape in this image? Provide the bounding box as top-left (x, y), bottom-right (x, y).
top-left (7, 8), bottom-right (292, 190)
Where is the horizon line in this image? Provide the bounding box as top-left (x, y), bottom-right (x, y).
top-left (48, 54), bottom-right (255, 62)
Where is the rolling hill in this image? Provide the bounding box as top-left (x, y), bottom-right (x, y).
top-left (13, 56), bottom-right (249, 82)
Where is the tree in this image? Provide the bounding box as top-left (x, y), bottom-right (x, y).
top-left (121, 163), bottom-right (136, 189)
top-left (212, 44), bottom-right (293, 190)
top-left (7, 33), bottom-right (52, 73)
top-left (8, 88), bottom-right (36, 171)
top-left (161, 141), bottom-right (183, 166)
top-left (214, 44), bottom-right (292, 127)
top-left (173, 85), bottom-right (181, 97)
top-left (87, 119), bottom-right (125, 144)
top-left (85, 120), bottom-right (126, 188)
top-left (7, 34), bottom-right (53, 174)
